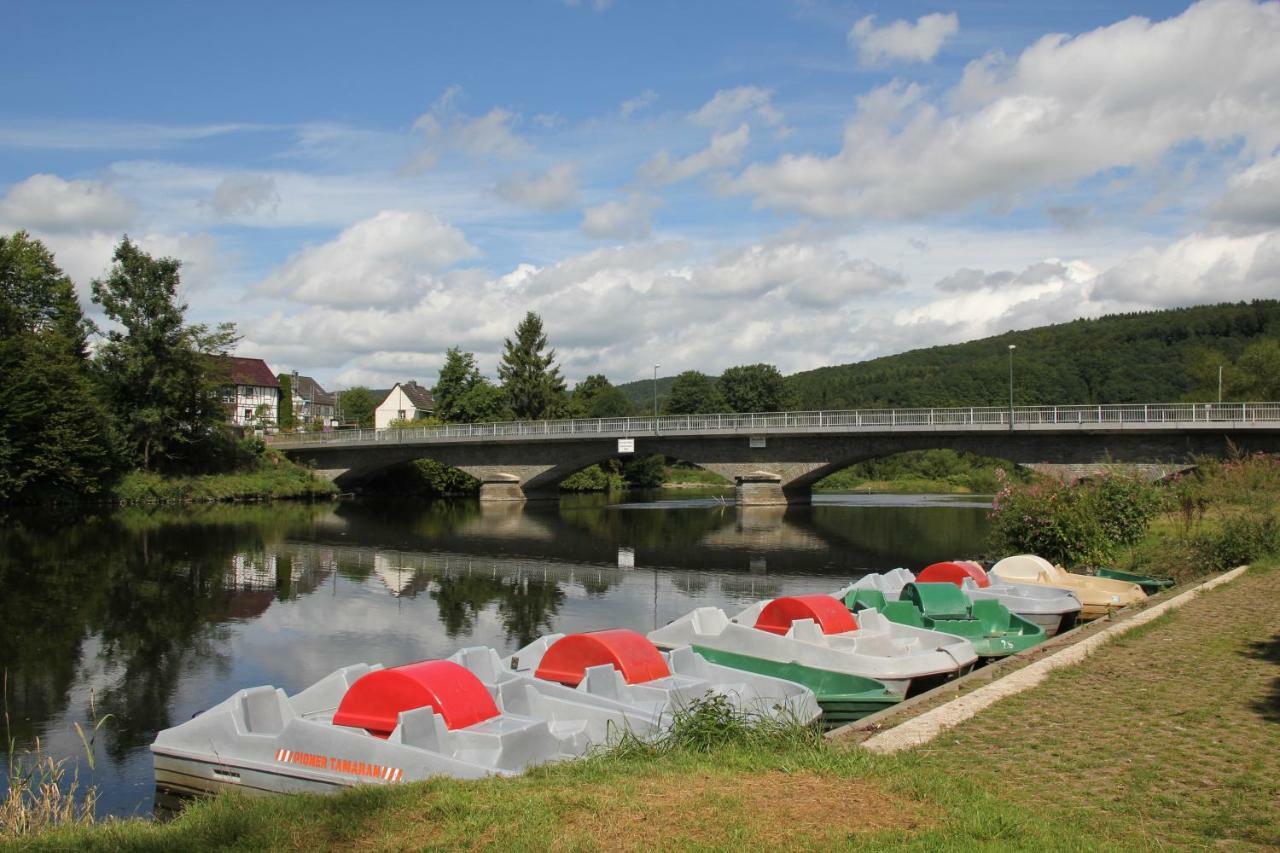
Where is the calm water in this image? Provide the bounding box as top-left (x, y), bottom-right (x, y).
top-left (0, 489), bottom-right (991, 818)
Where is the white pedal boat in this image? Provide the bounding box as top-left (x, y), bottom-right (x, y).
top-left (648, 594), bottom-right (977, 710)
top-left (835, 563), bottom-right (1083, 637)
top-left (503, 628), bottom-right (821, 724)
top-left (153, 631), bottom-right (816, 798)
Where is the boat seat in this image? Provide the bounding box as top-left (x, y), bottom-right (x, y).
top-left (689, 608), bottom-right (731, 634)
top-left (238, 686), bottom-right (292, 735)
top-left (844, 588), bottom-right (888, 612)
top-left (880, 601), bottom-right (926, 628)
top-left (453, 646), bottom-right (506, 683)
top-left (899, 582), bottom-right (972, 620)
top-left (970, 599), bottom-right (1011, 632)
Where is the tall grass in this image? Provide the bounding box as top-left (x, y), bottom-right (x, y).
top-left (2, 673), bottom-right (107, 841)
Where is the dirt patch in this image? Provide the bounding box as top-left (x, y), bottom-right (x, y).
top-left (549, 769), bottom-right (924, 850)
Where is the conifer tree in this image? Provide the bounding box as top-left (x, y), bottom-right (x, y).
top-left (433, 346), bottom-right (482, 422)
top-left (497, 312), bottom-right (567, 419)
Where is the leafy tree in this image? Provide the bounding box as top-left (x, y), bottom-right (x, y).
top-left (455, 380), bottom-right (512, 422)
top-left (718, 363), bottom-right (793, 413)
top-left (0, 232), bottom-right (119, 502)
top-left (338, 387), bottom-right (377, 428)
top-left (1232, 339), bottom-right (1280, 400)
top-left (570, 374), bottom-right (632, 418)
top-left (278, 373), bottom-right (295, 430)
top-left (91, 238), bottom-right (237, 471)
top-left (664, 370), bottom-right (728, 414)
top-left (433, 347), bottom-right (483, 422)
top-left (498, 311), bottom-right (567, 419)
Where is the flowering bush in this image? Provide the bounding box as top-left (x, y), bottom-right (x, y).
top-left (988, 471), bottom-right (1163, 568)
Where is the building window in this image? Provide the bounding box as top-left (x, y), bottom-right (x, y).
top-left (244, 408), bottom-right (252, 421)
top-left (398, 409), bottom-right (406, 420)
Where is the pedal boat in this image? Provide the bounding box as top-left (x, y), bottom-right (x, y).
top-left (1095, 567), bottom-right (1175, 595)
top-left (153, 643), bottom-right (674, 798)
top-left (991, 554), bottom-right (1146, 619)
top-left (648, 594), bottom-right (977, 722)
top-left (837, 563), bottom-right (1082, 637)
top-left (504, 628), bottom-right (821, 725)
top-left (840, 580), bottom-right (1045, 659)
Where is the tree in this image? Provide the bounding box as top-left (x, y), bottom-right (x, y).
top-left (91, 238), bottom-right (237, 470)
top-left (454, 380), bottom-right (512, 423)
top-left (570, 374), bottom-right (632, 418)
top-left (278, 373), bottom-right (295, 430)
top-left (664, 370), bottom-right (728, 414)
top-left (1232, 339), bottom-right (1280, 400)
top-left (0, 232), bottom-right (119, 502)
top-left (717, 363), bottom-right (794, 413)
top-left (338, 387), bottom-right (377, 428)
top-left (433, 347), bottom-right (483, 422)
top-left (498, 311), bottom-right (567, 419)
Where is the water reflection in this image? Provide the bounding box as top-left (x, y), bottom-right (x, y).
top-left (0, 490), bottom-right (989, 818)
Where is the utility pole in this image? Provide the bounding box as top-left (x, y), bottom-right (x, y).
top-left (1008, 344), bottom-right (1016, 432)
top-left (653, 364), bottom-right (661, 435)
top-left (1218, 365), bottom-right (1223, 404)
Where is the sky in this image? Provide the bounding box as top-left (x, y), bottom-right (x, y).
top-left (3, 0), bottom-right (1279, 389)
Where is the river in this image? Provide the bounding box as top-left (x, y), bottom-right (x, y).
top-left (0, 489), bottom-right (992, 818)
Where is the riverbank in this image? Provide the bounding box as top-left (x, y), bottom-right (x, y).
top-left (22, 559), bottom-right (1277, 850)
top-left (111, 457), bottom-right (337, 504)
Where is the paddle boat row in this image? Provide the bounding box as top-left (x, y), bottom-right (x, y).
top-left (648, 594), bottom-right (978, 722)
top-left (835, 562), bottom-right (1083, 637)
top-left (153, 630), bottom-right (819, 798)
top-left (990, 555), bottom-right (1147, 619)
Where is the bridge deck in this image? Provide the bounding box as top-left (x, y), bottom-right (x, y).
top-left (267, 402), bottom-right (1280, 451)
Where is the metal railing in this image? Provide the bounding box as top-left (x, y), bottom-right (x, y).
top-left (264, 402), bottom-right (1280, 449)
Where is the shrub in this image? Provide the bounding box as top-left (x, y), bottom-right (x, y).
top-left (560, 464), bottom-right (624, 492)
top-left (1192, 513), bottom-right (1280, 572)
top-left (988, 472), bottom-right (1163, 568)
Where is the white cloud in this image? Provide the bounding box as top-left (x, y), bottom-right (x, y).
top-left (1093, 229), bottom-right (1280, 307)
top-left (690, 86), bottom-right (782, 128)
top-left (620, 89), bottom-right (658, 118)
top-left (496, 163), bottom-right (579, 210)
top-left (640, 124), bottom-right (750, 185)
top-left (736, 0), bottom-right (1280, 220)
top-left (409, 87), bottom-right (527, 171)
top-left (256, 210), bottom-right (479, 307)
top-left (848, 12), bottom-right (959, 66)
top-left (0, 120), bottom-right (264, 151)
top-left (0, 174), bottom-right (136, 233)
top-left (1208, 155), bottom-right (1280, 233)
top-left (203, 174), bottom-right (280, 218)
top-left (581, 195), bottom-right (659, 240)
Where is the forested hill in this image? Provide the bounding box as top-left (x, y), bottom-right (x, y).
top-left (616, 300), bottom-right (1280, 410)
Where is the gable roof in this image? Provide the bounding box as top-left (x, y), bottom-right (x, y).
top-left (399, 380), bottom-right (435, 411)
top-left (210, 356), bottom-right (279, 388)
top-left (280, 373), bottom-right (336, 406)
top-left (379, 381), bottom-right (435, 412)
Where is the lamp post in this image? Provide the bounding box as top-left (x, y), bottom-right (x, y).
top-left (653, 363), bottom-right (661, 434)
top-left (1218, 365), bottom-right (1223, 404)
top-left (1007, 345), bottom-right (1016, 431)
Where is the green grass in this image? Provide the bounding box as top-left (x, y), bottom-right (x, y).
top-left (112, 457), bottom-right (336, 504)
top-left (814, 478), bottom-right (980, 495)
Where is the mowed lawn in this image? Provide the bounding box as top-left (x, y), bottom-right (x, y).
top-left (25, 564), bottom-right (1279, 851)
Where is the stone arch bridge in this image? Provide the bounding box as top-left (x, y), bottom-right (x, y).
top-left (267, 403), bottom-right (1280, 505)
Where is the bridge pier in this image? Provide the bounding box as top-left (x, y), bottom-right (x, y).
top-left (477, 472), bottom-right (526, 502)
top-left (735, 471), bottom-right (810, 506)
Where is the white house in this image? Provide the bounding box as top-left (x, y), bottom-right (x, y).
top-left (374, 381), bottom-right (436, 429)
top-left (211, 356), bottom-right (280, 428)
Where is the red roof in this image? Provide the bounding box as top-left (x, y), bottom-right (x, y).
top-left (210, 356), bottom-right (280, 388)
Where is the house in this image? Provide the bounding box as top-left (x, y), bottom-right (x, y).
top-left (278, 373), bottom-right (338, 427)
top-left (374, 381), bottom-right (436, 429)
top-left (210, 356), bottom-right (280, 428)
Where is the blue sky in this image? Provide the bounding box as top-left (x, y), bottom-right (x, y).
top-left (3, 0), bottom-right (1278, 388)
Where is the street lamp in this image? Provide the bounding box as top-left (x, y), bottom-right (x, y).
top-left (1007, 345), bottom-right (1016, 432)
top-left (653, 363), bottom-right (661, 434)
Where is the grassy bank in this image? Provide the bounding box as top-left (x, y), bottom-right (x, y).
top-left (112, 456), bottom-right (337, 504)
top-left (23, 561), bottom-right (1279, 850)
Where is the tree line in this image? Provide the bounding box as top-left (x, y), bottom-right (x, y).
top-left (1, 232), bottom-right (244, 504)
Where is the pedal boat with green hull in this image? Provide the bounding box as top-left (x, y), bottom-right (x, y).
top-left (841, 581), bottom-right (1046, 659)
top-left (648, 594), bottom-right (978, 723)
top-left (1094, 567), bottom-right (1175, 595)
top-left (991, 554), bottom-right (1146, 620)
top-left (836, 563), bottom-right (1082, 637)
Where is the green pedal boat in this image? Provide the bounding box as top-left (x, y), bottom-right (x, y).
top-left (844, 582), bottom-right (1046, 659)
top-left (1095, 568), bottom-right (1175, 595)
